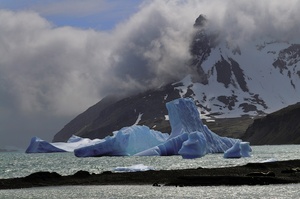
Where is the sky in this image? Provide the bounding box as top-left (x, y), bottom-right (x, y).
top-left (1, 0), bottom-right (300, 149)
top-left (0, 0), bottom-right (145, 149)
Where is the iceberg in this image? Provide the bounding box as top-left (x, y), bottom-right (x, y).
top-left (240, 142), bottom-right (252, 157)
top-left (26, 137), bottom-right (67, 153)
top-left (178, 132), bottom-right (207, 159)
top-left (223, 141), bottom-right (252, 158)
top-left (136, 98), bottom-right (239, 157)
top-left (113, 164), bottom-right (155, 172)
top-left (74, 125), bottom-right (169, 157)
top-left (26, 98), bottom-right (247, 159)
top-left (135, 133), bottom-right (189, 156)
top-left (25, 135), bottom-right (102, 153)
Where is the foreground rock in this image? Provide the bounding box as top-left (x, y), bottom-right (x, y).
top-left (1, 159), bottom-right (300, 189)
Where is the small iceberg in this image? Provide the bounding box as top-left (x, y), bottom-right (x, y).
top-left (113, 164), bottom-right (155, 172)
top-left (223, 142), bottom-right (252, 158)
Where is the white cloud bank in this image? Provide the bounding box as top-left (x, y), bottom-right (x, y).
top-left (0, 1), bottom-right (196, 117)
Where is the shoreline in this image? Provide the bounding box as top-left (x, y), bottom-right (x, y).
top-left (1, 159), bottom-right (299, 189)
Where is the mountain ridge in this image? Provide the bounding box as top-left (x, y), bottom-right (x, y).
top-left (242, 102), bottom-right (300, 145)
top-left (53, 15), bottom-right (300, 143)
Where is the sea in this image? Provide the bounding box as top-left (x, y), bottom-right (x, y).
top-left (0, 145), bottom-right (300, 198)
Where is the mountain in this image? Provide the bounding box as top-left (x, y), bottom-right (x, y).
top-left (53, 84), bottom-right (181, 142)
top-left (53, 15), bottom-right (300, 142)
top-left (242, 102), bottom-right (300, 145)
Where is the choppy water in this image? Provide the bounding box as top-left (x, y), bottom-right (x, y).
top-left (0, 145), bottom-right (299, 198)
top-left (1, 145), bottom-right (299, 179)
top-left (1, 184), bottom-right (300, 199)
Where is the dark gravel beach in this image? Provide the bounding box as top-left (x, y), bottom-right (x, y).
top-left (1, 159), bottom-right (300, 189)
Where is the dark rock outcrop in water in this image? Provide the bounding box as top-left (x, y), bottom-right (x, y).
top-left (242, 102), bottom-right (300, 145)
top-left (1, 160), bottom-right (300, 189)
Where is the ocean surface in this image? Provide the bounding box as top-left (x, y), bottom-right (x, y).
top-left (0, 145), bottom-right (300, 198)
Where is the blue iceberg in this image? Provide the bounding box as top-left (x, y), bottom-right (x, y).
top-left (74, 125), bottom-right (169, 157)
top-left (26, 137), bottom-right (66, 153)
top-left (224, 141), bottom-right (252, 158)
top-left (178, 132), bottom-right (207, 159)
top-left (26, 98), bottom-right (249, 159)
top-left (25, 135), bottom-right (102, 153)
top-left (134, 133), bottom-right (189, 156)
top-left (135, 98), bottom-right (240, 157)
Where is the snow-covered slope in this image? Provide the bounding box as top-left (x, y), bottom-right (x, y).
top-left (177, 15), bottom-right (300, 118)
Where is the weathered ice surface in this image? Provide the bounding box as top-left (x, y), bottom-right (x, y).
top-left (136, 98), bottom-right (240, 157)
top-left (26, 135), bottom-right (102, 153)
top-left (178, 132), bottom-right (207, 159)
top-left (26, 137), bottom-right (66, 153)
top-left (27, 98), bottom-right (247, 159)
top-left (74, 125), bottom-right (169, 157)
top-left (224, 142), bottom-right (252, 158)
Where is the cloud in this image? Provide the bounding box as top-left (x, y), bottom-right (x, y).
top-left (204, 0), bottom-right (300, 44)
top-left (0, 10), bottom-right (106, 116)
top-left (2, 0), bottom-right (300, 116)
top-left (1, 0), bottom-right (300, 147)
top-left (0, 1), bottom-right (199, 117)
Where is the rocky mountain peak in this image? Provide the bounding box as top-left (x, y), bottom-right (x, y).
top-left (189, 15), bottom-right (213, 84)
top-left (194, 14), bottom-right (207, 28)
top-left (53, 14), bottom-right (300, 143)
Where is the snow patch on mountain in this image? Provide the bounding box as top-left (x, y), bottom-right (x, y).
top-left (174, 37), bottom-right (300, 118)
top-left (133, 113), bottom-right (143, 125)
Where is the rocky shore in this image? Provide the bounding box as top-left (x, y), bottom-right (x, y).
top-left (1, 159), bottom-right (299, 189)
